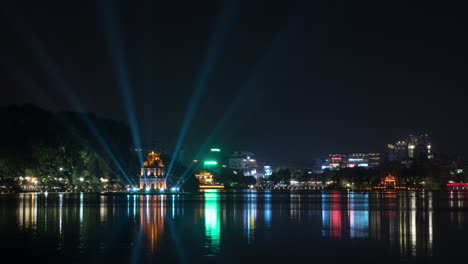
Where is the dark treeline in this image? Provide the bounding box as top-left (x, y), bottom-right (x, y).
top-left (0, 104), bottom-right (139, 192)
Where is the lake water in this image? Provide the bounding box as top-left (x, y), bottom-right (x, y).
top-left (1, 190), bottom-right (468, 263)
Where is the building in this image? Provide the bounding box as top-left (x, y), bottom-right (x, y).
top-left (368, 153), bottom-right (381, 167)
top-left (228, 151), bottom-right (256, 169)
top-left (195, 171), bottom-right (214, 185)
top-left (322, 153), bottom-right (381, 170)
top-left (386, 140), bottom-right (408, 162)
top-left (408, 134), bottom-right (433, 159)
top-left (386, 134), bottom-right (432, 162)
top-left (228, 151), bottom-right (263, 177)
top-left (264, 166), bottom-right (273, 177)
top-left (140, 151), bottom-right (166, 190)
top-left (195, 170), bottom-right (224, 189)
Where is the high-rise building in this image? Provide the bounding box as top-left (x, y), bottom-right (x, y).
top-left (408, 134), bottom-right (432, 159)
top-left (386, 134), bottom-right (432, 162)
top-left (386, 140), bottom-right (408, 162)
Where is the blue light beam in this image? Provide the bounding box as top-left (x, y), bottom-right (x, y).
top-left (166, 0), bottom-right (238, 180)
top-left (97, 0), bottom-right (145, 171)
top-left (2, 6), bottom-right (135, 186)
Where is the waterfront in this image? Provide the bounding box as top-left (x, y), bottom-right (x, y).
top-left (1, 190), bottom-right (468, 263)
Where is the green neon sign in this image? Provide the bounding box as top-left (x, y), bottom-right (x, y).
top-left (204, 161), bottom-right (218, 165)
top-left (211, 148), bottom-right (221, 152)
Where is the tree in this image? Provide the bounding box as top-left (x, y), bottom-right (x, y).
top-left (269, 168), bottom-right (291, 184)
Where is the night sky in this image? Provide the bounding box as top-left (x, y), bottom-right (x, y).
top-left (1, 0), bottom-right (467, 165)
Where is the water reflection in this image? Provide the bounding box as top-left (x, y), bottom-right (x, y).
top-left (449, 191), bottom-right (467, 229)
top-left (322, 190), bottom-right (344, 239)
top-left (264, 191), bottom-right (272, 228)
top-left (349, 192), bottom-right (369, 239)
top-left (319, 190), bottom-right (435, 258)
top-left (245, 190), bottom-right (257, 244)
top-left (17, 193), bottom-right (37, 231)
top-left (3, 190), bottom-right (467, 261)
top-left (140, 195), bottom-right (165, 253)
top-left (204, 190), bottom-right (221, 255)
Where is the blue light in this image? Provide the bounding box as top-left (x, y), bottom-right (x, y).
top-left (165, 0), bottom-right (238, 181)
top-left (4, 7), bottom-right (135, 186)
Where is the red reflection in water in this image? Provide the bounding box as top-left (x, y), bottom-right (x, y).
top-left (331, 192), bottom-right (342, 239)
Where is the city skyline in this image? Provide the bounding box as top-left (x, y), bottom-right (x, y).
top-left (1, 0), bottom-right (468, 164)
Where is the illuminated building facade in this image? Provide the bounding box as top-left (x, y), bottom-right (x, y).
top-left (408, 134), bottom-right (433, 159)
top-left (382, 174), bottom-right (397, 189)
top-left (228, 151), bottom-right (268, 178)
top-left (386, 134), bottom-right (432, 162)
top-left (386, 140), bottom-right (408, 162)
top-left (140, 151), bottom-right (166, 190)
top-left (322, 153), bottom-right (381, 170)
top-left (229, 151), bottom-right (256, 169)
top-left (195, 171), bottom-right (214, 185)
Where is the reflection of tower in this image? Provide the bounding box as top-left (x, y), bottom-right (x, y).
top-left (399, 195), bottom-right (408, 257)
top-left (399, 194), bottom-right (417, 257)
top-left (140, 195), bottom-right (166, 253)
top-left (426, 192), bottom-right (434, 257)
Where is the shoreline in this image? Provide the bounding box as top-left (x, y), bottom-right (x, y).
top-left (1, 188), bottom-right (458, 195)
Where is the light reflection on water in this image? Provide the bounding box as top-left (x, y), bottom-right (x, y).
top-left (203, 190), bottom-right (220, 255)
top-left (4, 190), bottom-right (468, 262)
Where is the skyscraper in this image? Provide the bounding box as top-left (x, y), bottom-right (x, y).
top-left (386, 134), bottom-right (432, 162)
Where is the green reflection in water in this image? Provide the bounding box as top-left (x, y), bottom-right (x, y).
top-left (204, 189), bottom-right (221, 255)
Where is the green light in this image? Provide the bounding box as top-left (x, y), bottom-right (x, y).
top-left (204, 190), bottom-right (220, 255)
top-left (210, 148), bottom-right (221, 152)
top-left (457, 169), bottom-right (463, 174)
top-left (204, 161), bottom-right (218, 165)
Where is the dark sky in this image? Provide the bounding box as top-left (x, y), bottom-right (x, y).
top-left (1, 0), bottom-right (468, 165)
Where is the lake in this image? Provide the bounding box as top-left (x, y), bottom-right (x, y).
top-left (1, 190), bottom-right (468, 263)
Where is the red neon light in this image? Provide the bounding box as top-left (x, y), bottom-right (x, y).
top-left (446, 183), bottom-right (468, 186)
top-left (331, 157), bottom-right (342, 161)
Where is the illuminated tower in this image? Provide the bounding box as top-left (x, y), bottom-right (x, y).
top-left (140, 151), bottom-right (167, 190)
